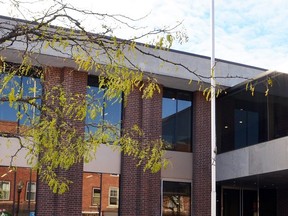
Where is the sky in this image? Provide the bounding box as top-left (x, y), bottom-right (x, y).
top-left (1, 0), bottom-right (288, 72)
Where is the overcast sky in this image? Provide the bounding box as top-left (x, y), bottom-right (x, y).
top-left (1, 0), bottom-right (288, 72)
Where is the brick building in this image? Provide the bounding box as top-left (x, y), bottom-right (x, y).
top-left (1, 15), bottom-right (288, 216)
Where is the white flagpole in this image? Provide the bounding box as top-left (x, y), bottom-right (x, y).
top-left (210, 0), bottom-right (217, 216)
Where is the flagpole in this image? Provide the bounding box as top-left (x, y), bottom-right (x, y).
top-left (210, 0), bottom-right (217, 216)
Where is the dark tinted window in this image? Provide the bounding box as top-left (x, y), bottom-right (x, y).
top-left (86, 76), bottom-right (122, 137)
top-left (162, 88), bottom-right (192, 152)
top-left (217, 72), bottom-right (288, 153)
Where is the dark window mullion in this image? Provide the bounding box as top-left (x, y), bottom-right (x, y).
top-left (173, 98), bottom-right (178, 147)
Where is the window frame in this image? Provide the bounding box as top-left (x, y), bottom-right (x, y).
top-left (161, 180), bottom-right (192, 216)
top-left (0, 181), bottom-right (10, 201)
top-left (108, 187), bottom-right (119, 207)
top-left (162, 88), bottom-right (193, 152)
top-left (0, 74), bottom-right (42, 124)
top-left (92, 187), bottom-right (101, 206)
top-left (86, 76), bottom-right (122, 139)
top-left (25, 182), bottom-right (36, 202)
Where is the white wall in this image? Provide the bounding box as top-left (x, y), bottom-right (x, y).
top-left (83, 144), bottom-right (121, 174)
top-left (216, 136), bottom-right (288, 181)
top-left (0, 137), bottom-right (122, 174)
top-left (161, 151), bottom-right (192, 181)
top-left (0, 136), bottom-right (33, 167)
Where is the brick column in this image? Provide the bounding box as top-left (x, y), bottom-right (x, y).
top-left (119, 88), bottom-right (142, 216)
top-left (36, 67), bottom-right (87, 216)
top-left (193, 91), bottom-right (211, 216)
top-left (120, 87), bottom-right (162, 216)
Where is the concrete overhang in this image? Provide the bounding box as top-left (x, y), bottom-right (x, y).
top-left (216, 136), bottom-right (288, 183)
top-left (0, 15), bottom-right (267, 91)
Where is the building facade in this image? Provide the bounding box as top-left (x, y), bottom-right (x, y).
top-left (216, 71), bottom-right (288, 216)
top-left (1, 15), bottom-right (288, 216)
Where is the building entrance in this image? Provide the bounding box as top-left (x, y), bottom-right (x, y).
top-left (222, 188), bottom-right (257, 216)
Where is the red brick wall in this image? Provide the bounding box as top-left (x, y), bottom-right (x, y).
top-left (101, 174), bottom-right (119, 214)
top-left (82, 172), bottom-right (119, 214)
top-left (0, 121), bottom-right (29, 134)
top-left (0, 121), bottom-right (18, 134)
top-left (36, 67), bottom-right (87, 216)
top-left (120, 86), bottom-right (162, 216)
top-left (82, 172), bottom-right (101, 212)
top-left (0, 166), bottom-right (37, 214)
top-left (119, 88), bottom-right (141, 216)
top-left (192, 91), bottom-right (211, 216)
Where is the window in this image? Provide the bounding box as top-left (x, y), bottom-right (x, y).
top-left (0, 181), bottom-right (10, 200)
top-left (162, 181), bottom-right (191, 216)
top-left (92, 188), bottom-right (101, 206)
top-left (162, 88), bottom-right (192, 152)
top-left (0, 74), bottom-right (42, 124)
top-left (19, 76), bottom-right (42, 125)
top-left (26, 182), bottom-right (36, 201)
top-left (217, 73), bottom-right (288, 153)
top-left (108, 187), bottom-right (118, 206)
top-left (86, 76), bottom-right (122, 138)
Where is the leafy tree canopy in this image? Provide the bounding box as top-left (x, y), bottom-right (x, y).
top-left (0, 0), bottom-right (192, 194)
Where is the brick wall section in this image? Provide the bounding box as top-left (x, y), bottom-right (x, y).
top-left (0, 166), bottom-right (37, 214)
top-left (36, 67), bottom-right (87, 216)
top-left (82, 173), bottom-right (101, 212)
top-left (82, 172), bottom-right (119, 214)
top-left (120, 86), bottom-right (162, 216)
top-left (0, 121), bottom-right (18, 133)
top-left (192, 91), bottom-right (211, 216)
top-left (35, 67), bottom-right (61, 216)
top-left (100, 174), bottom-right (119, 214)
top-left (120, 88), bottom-right (142, 216)
top-left (277, 189), bottom-right (288, 216)
top-left (139, 87), bottom-right (162, 216)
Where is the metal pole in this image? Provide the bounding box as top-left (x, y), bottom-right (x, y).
top-left (210, 0), bottom-right (217, 216)
top-left (28, 168), bottom-right (32, 213)
top-left (16, 181), bottom-right (24, 216)
top-left (99, 173), bottom-right (102, 216)
top-left (16, 188), bottom-right (21, 216)
top-left (12, 170), bottom-right (16, 216)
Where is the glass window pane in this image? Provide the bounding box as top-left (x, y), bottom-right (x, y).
top-left (162, 97), bottom-right (177, 149)
top-left (20, 77), bottom-right (42, 125)
top-left (109, 188), bottom-right (118, 206)
top-left (269, 74), bottom-right (288, 139)
top-left (162, 97), bottom-right (177, 118)
top-left (162, 89), bottom-right (192, 152)
top-left (110, 197), bottom-right (117, 205)
top-left (104, 99), bottom-right (122, 137)
top-left (26, 182), bottom-right (36, 201)
top-left (223, 189), bottom-right (240, 216)
top-left (92, 188), bottom-right (101, 206)
top-left (86, 77), bottom-right (122, 137)
top-left (86, 86), bottom-right (104, 134)
top-left (176, 100), bottom-right (192, 151)
top-left (0, 181), bottom-right (10, 200)
top-left (0, 75), bottom-right (21, 122)
top-left (177, 97), bottom-right (192, 112)
top-left (0, 75), bottom-right (42, 124)
top-left (162, 181), bottom-right (191, 216)
top-left (217, 84), bottom-right (268, 153)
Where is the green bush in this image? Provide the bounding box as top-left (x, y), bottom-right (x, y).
top-left (0, 210), bottom-right (12, 216)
